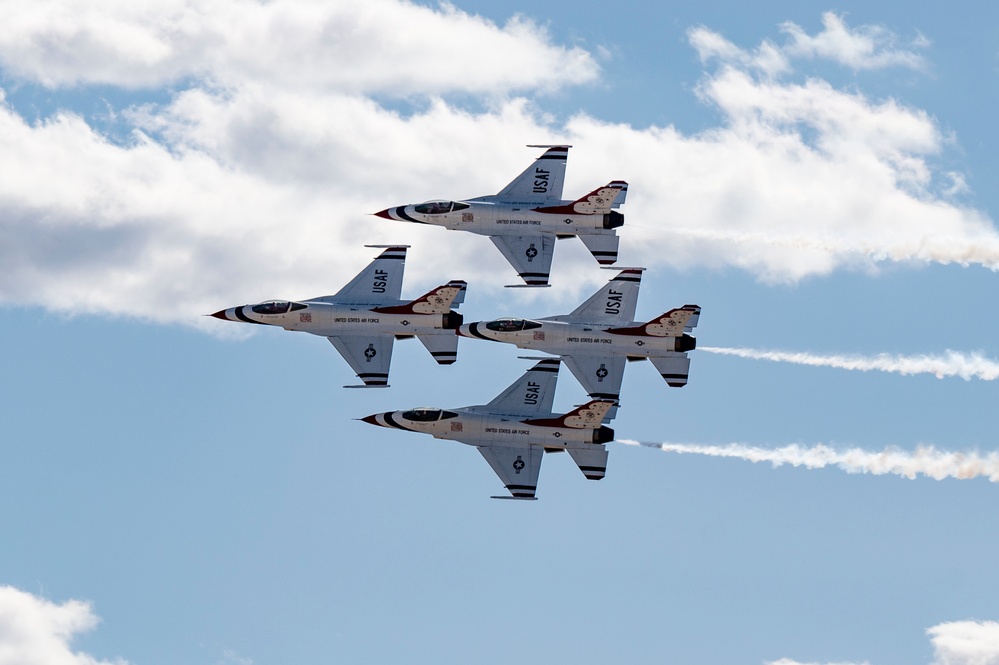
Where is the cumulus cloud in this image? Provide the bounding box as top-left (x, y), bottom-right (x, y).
top-left (929, 620), bottom-right (999, 665)
top-left (0, 0), bottom-right (598, 94)
top-left (781, 12), bottom-right (926, 70)
top-left (0, 585), bottom-right (127, 665)
top-left (0, 3), bottom-right (996, 326)
top-left (752, 620), bottom-right (999, 665)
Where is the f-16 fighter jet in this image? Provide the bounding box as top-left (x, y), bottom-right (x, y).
top-left (458, 268), bottom-right (699, 418)
top-left (374, 145), bottom-right (627, 287)
top-left (210, 245), bottom-right (466, 388)
top-left (361, 358), bottom-right (615, 500)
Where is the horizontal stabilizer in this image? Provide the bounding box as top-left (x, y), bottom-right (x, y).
top-left (650, 355), bottom-right (691, 388)
top-left (567, 445), bottom-right (608, 480)
top-left (418, 332), bottom-right (459, 365)
top-left (577, 233), bottom-right (619, 266)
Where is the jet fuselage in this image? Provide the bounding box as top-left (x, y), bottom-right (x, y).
top-left (376, 200), bottom-right (623, 238)
top-left (213, 300), bottom-right (462, 337)
top-left (459, 318), bottom-right (696, 359)
top-left (362, 407), bottom-right (614, 449)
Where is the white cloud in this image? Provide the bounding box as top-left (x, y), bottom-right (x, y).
top-left (0, 0), bottom-right (598, 94)
top-left (0, 585), bottom-right (127, 665)
top-left (929, 620), bottom-right (999, 665)
top-left (781, 12), bottom-right (925, 70)
top-left (0, 4), bottom-right (996, 326)
top-left (688, 26), bottom-right (790, 77)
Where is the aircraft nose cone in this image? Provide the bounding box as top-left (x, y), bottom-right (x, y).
top-left (456, 325), bottom-right (470, 338)
top-left (359, 414), bottom-right (382, 427)
top-left (210, 309), bottom-right (231, 321)
top-left (373, 208), bottom-right (393, 220)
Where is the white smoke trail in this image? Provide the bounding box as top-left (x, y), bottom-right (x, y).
top-left (669, 228), bottom-right (999, 272)
top-left (700, 347), bottom-right (999, 381)
top-left (616, 440), bottom-right (999, 482)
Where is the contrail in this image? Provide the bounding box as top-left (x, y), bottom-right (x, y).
top-left (700, 346), bottom-right (999, 381)
top-left (617, 440), bottom-right (999, 482)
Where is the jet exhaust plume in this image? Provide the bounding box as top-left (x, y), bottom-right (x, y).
top-left (617, 440), bottom-right (999, 482)
top-left (701, 347), bottom-right (999, 381)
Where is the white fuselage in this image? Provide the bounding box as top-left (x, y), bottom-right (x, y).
top-left (364, 408), bottom-right (609, 449)
top-left (460, 319), bottom-right (692, 359)
top-left (219, 300), bottom-right (458, 337)
top-left (384, 200), bottom-right (620, 238)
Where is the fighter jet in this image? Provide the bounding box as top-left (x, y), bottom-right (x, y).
top-left (361, 358), bottom-right (614, 500)
top-left (457, 268), bottom-right (699, 417)
top-left (210, 245), bottom-right (466, 388)
top-left (374, 145), bottom-right (627, 287)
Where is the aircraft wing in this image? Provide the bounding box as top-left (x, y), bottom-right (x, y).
top-left (562, 354), bottom-right (625, 419)
top-left (327, 334), bottom-right (394, 387)
top-left (494, 145), bottom-right (568, 205)
top-left (477, 443), bottom-right (545, 499)
top-left (490, 233), bottom-right (555, 287)
top-left (478, 358), bottom-right (561, 417)
top-left (565, 268), bottom-right (642, 323)
top-left (320, 246), bottom-right (407, 304)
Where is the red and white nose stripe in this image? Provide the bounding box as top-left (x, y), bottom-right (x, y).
top-left (373, 207), bottom-right (422, 224)
top-left (359, 412), bottom-right (413, 431)
top-left (208, 306), bottom-right (268, 325)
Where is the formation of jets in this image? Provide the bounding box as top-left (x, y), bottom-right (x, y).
top-left (212, 146), bottom-right (701, 499)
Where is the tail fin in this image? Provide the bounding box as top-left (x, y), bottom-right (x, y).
top-left (373, 280), bottom-right (467, 315)
top-left (524, 399), bottom-right (615, 428)
top-left (608, 305), bottom-right (700, 338)
top-left (534, 181), bottom-right (628, 215)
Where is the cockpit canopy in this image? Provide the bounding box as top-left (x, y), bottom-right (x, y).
top-left (251, 300), bottom-right (307, 315)
top-left (484, 318), bottom-right (542, 333)
top-left (401, 408), bottom-right (459, 422)
top-left (414, 200), bottom-right (470, 215)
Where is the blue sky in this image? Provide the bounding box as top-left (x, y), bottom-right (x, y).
top-left (1, 2), bottom-right (998, 664)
